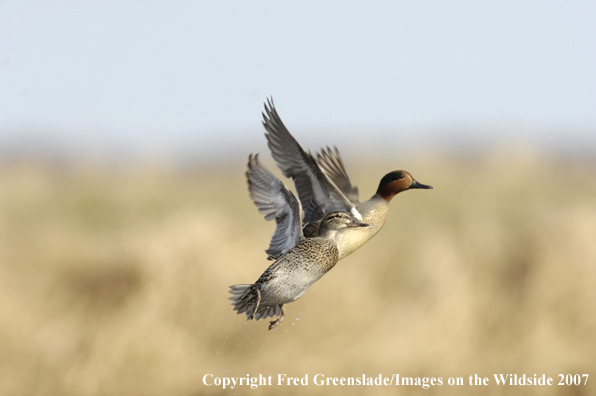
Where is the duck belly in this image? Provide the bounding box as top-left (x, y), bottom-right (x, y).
top-left (259, 271), bottom-right (320, 305)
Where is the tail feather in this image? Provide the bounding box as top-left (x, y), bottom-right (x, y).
top-left (228, 284), bottom-right (280, 321)
top-left (228, 284), bottom-right (253, 317)
top-left (229, 285), bottom-right (250, 295)
top-left (254, 305), bottom-right (278, 320)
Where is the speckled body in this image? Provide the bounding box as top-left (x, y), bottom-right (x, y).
top-left (254, 237), bottom-right (338, 307)
top-left (229, 212), bottom-right (368, 328)
top-left (230, 235), bottom-right (340, 321)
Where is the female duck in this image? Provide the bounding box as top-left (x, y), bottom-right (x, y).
top-left (232, 157), bottom-right (368, 330)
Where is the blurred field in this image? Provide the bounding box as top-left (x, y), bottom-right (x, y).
top-left (1, 149), bottom-right (595, 395)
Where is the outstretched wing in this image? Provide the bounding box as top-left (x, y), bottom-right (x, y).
top-left (316, 146), bottom-right (359, 204)
top-left (246, 154), bottom-right (304, 259)
top-left (262, 97), bottom-right (362, 221)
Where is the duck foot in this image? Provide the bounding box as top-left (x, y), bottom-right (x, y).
top-left (268, 305), bottom-right (286, 330)
top-left (249, 287), bottom-right (261, 320)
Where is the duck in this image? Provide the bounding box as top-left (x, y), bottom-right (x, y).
top-left (230, 155), bottom-right (368, 330)
top-left (251, 97), bottom-right (432, 260)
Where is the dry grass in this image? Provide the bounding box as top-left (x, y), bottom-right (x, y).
top-left (1, 150), bottom-right (595, 395)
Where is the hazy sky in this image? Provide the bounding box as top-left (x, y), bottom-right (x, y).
top-left (1, 1), bottom-right (595, 150)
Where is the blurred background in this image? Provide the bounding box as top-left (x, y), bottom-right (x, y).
top-left (1, 1), bottom-right (595, 395)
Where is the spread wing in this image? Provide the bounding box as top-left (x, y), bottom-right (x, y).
top-left (246, 153), bottom-right (304, 259)
top-left (316, 146), bottom-right (359, 204)
top-left (262, 97), bottom-right (362, 221)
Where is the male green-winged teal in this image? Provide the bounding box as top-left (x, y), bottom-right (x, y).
top-left (252, 98), bottom-right (432, 260)
top-left (230, 155), bottom-right (368, 330)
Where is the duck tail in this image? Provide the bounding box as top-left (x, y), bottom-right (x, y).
top-left (228, 284), bottom-right (281, 320)
top-left (228, 284), bottom-right (255, 318)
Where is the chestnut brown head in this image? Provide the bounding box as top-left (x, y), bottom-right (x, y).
top-left (377, 171), bottom-right (432, 202)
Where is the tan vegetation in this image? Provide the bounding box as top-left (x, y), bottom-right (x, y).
top-left (1, 149), bottom-right (595, 395)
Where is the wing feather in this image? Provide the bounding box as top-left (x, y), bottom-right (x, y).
top-left (316, 146), bottom-right (359, 204)
top-left (246, 154), bottom-right (304, 258)
top-left (262, 98), bottom-right (362, 220)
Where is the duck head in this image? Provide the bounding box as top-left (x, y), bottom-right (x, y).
top-left (377, 171), bottom-right (432, 202)
top-left (318, 212), bottom-right (369, 238)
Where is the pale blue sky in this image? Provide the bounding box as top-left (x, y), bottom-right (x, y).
top-left (1, 1), bottom-right (594, 157)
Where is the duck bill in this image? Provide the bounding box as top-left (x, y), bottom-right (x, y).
top-left (410, 179), bottom-right (433, 189)
top-left (348, 221), bottom-right (369, 228)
